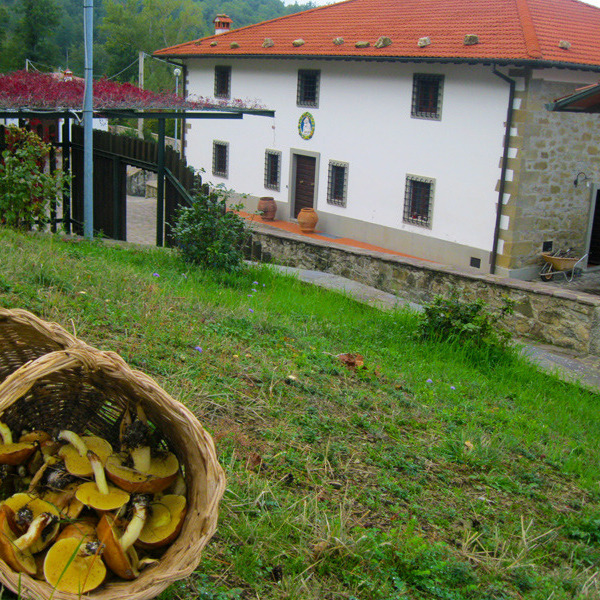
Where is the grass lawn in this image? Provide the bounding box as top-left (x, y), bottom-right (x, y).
top-left (1, 229), bottom-right (600, 599)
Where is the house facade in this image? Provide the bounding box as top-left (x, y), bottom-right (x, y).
top-left (156, 0), bottom-right (600, 279)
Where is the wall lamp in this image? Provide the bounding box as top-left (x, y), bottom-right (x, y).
top-left (574, 172), bottom-right (591, 187)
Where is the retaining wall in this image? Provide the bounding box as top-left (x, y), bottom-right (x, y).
top-left (248, 224), bottom-right (600, 356)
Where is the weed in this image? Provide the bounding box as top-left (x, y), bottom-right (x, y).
top-left (418, 291), bottom-right (514, 352)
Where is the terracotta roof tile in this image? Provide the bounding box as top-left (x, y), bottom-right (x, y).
top-left (154, 0), bottom-right (600, 68)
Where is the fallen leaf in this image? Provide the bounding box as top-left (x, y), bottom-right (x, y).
top-left (246, 452), bottom-right (263, 470)
top-left (336, 353), bottom-right (365, 370)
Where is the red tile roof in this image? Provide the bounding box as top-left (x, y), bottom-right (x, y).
top-left (155, 0), bottom-right (600, 69)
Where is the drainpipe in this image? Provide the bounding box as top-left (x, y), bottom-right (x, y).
top-left (490, 66), bottom-right (516, 275)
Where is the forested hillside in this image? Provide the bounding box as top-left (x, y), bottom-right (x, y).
top-left (0, 0), bottom-right (314, 87)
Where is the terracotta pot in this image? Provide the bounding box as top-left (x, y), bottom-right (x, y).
top-left (297, 208), bottom-right (318, 233)
top-left (257, 197), bottom-right (277, 221)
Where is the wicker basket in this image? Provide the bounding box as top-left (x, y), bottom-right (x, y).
top-left (0, 346), bottom-right (226, 600)
top-left (0, 308), bottom-right (81, 385)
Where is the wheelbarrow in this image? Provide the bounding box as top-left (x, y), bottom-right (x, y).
top-left (539, 251), bottom-right (588, 282)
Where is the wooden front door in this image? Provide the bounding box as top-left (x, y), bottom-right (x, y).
top-left (293, 154), bottom-right (316, 218)
top-left (589, 190), bottom-right (600, 265)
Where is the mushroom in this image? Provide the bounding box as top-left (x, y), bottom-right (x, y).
top-left (105, 451), bottom-right (179, 494)
top-left (136, 494), bottom-right (187, 549)
top-left (75, 450), bottom-right (130, 512)
top-left (56, 516), bottom-right (99, 543)
top-left (120, 404), bottom-right (152, 472)
top-left (41, 482), bottom-right (85, 520)
top-left (28, 456), bottom-right (77, 494)
top-left (43, 536), bottom-right (106, 594)
top-left (168, 470), bottom-right (187, 497)
top-left (97, 495), bottom-right (149, 580)
top-left (0, 422), bottom-right (37, 466)
top-left (58, 430), bottom-right (112, 478)
top-left (19, 430), bottom-right (51, 445)
top-left (19, 431), bottom-right (53, 475)
top-left (0, 505), bottom-right (54, 575)
top-left (2, 492), bottom-right (61, 552)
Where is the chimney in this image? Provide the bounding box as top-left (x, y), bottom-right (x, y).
top-left (214, 14), bottom-right (232, 35)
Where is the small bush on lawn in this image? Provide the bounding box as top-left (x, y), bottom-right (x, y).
top-left (418, 292), bottom-right (514, 350)
top-left (0, 126), bottom-right (69, 231)
top-left (171, 184), bottom-right (250, 271)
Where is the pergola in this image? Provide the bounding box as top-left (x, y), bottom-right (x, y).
top-left (0, 71), bottom-right (274, 243)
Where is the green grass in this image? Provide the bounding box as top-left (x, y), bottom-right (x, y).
top-left (1, 229), bottom-right (600, 599)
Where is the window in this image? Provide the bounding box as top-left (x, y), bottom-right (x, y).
top-left (327, 160), bottom-right (349, 207)
top-left (214, 66), bottom-right (231, 98)
top-left (411, 74), bottom-right (444, 120)
top-left (297, 69), bottom-right (320, 107)
top-left (403, 174), bottom-right (435, 227)
top-left (264, 150), bottom-right (281, 191)
top-left (212, 141), bottom-right (229, 178)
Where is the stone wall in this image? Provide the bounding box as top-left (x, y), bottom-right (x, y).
top-left (497, 70), bottom-right (600, 276)
top-left (248, 223), bottom-right (600, 356)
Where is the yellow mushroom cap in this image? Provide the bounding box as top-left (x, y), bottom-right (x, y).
top-left (137, 494), bottom-right (187, 549)
top-left (0, 441), bottom-right (37, 465)
top-left (76, 481), bottom-right (130, 512)
top-left (59, 436), bottom-right (113, 477)
top-left (44, 537), bottom-right (106, 594)
top-left (56, 517), bottom-right (99, 543)
top-left (105, 451), bottom-right (179, 493)
top-left (2, 493), bottom-right (60, 553)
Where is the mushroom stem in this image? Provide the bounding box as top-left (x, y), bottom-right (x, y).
top-left (131, 446), bottom-right (151, 473)
top-left (120, 501), bottom-right (148, 551)
top-left (0, 423), bottom-right (13, 445)
top-left (88, 451), bottom-right (109, 495)
top-left (13, 513), bottom-right (53, 551)
top-left (58, 431), bottom-right (88, 457)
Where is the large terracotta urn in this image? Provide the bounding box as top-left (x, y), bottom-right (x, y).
top-left (297, 208), bottom-right (318, 233)
top-left (257, 196), bottom-right (277, 221)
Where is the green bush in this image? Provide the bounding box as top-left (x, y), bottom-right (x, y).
top-left (418, 292), bottom-right (514, 349)
top-left (0, 126), bottom-right (69, 230)
top-left (171, 184), bottom-right (250, 271)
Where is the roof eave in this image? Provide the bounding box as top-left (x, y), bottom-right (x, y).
top-left (153, 53), bottom-right (600, 72)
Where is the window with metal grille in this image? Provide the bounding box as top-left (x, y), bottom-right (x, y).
top-left (214, 66), bottom-right (231, 98)
top-left (327, 161), bottom-right (348, 207)
top-left (403, 174), bottom-right (435, 227)
top-left (212, 141), bottom-right (229, 177)
top-left (297, 70), bottom-right (320, 107)
top-left (411, 74), bottom-right (444, 120)
top-left (264, 150), bottom-right (281, 191)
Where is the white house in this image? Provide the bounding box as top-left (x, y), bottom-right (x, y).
top-left (156, 0), bottom-right (600, 279)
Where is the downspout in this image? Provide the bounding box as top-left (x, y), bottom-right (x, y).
top-left (490, 66), bottom-right (516, 274)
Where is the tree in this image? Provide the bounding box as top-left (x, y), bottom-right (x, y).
top-left (100, 0), bottom-right (207, 87)
top-left (11, 0), bottom-right (62, 68)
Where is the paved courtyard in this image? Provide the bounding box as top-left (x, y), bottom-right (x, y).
top-left (126, 195), bottom-right (156, 245)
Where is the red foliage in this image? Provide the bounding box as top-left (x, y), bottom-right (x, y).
top-left (0, 71), bottom-right (263, 111)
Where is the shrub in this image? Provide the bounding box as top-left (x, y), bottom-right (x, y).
top-left (418, 292), bottom-right (514, 349)
top-left (171, 184), bottom-right (250, 271)
top-left (0, 126), bottom-right (68, 230)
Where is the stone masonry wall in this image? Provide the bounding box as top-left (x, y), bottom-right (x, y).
top-left (498, 71), bottom-right (600, 273)
top-left (249, 224), bottom-right (600, 356)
